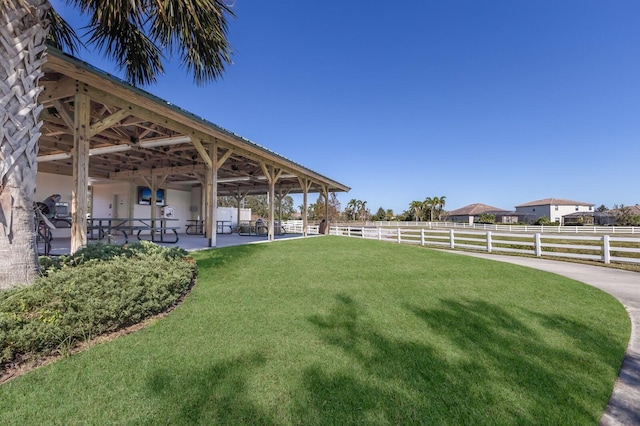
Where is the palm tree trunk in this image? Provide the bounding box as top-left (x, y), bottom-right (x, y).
top-left (0, 0), bottom-right (50, 287)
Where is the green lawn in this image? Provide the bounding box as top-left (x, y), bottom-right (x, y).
top-left (0, 237), bottom-right (630, 425)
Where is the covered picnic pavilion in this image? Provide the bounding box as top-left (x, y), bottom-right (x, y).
top-left (37, 48), bottom-right (350, 253)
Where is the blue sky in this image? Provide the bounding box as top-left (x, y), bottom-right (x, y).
top-left (50, 0), bottom-right (640, 214)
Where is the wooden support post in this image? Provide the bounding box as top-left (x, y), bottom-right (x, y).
top-left (320, 184), bottom-right (329, 234)
top-left (298, 177), bottom-right (312, 237)
top-left (234, 189), bottom-right (247, 232)
top-left (260, 163), bottom-right (283, 241)
top-left (207, 142), bottom-right (218, 247)
top-left (71, 90), bottom-right (90, 253)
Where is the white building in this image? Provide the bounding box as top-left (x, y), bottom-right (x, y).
top-left (514, 198), bottom-right (594, 224)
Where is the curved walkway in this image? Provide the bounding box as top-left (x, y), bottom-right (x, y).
top-left (447, 252), bottom-right (640, 426)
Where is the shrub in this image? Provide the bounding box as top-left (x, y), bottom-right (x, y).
top-left (38, 241), bottom-right (189, 275)
top-left (477, 214), bottom-right (495, 224)
top-left (1, 242), bottom-right (196, 366)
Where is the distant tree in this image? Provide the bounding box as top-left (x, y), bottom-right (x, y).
top-left (398, 210), bottom-right (411, 221)
top-left (313, 193), bottom-right (341, 222)
top-left (345, 198), bottom-right (363, 221)
top-left (423, 197), bottom-right (434, 221)
top-left (385, 209), bottom-right (395, 220)
top-left (596, 205), bottom-right (608, 212)
top-left (345, 198), bottom-right (369, 221)
top-left (244, 195), bottom-right (269, 218)
top-left (409, 200), bottom-right (424, 222)
top-left (308, 203), bottom-right (317, 220)
top-left (436, 195), bottom-right (447, 220)
top-left (218, 196), bottom-right (237, 208)
top-left (421, 195), bottom-right (446, 221)
top-left (279, 196), bottom-right (295, 220)
top-left (373, 207), bottom-right (386, 221)
top-left (358, 201), bottom-right (369, 221)
top-left (613, 205), bottom-right (640, 226)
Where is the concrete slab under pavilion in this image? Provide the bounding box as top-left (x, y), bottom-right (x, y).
top-left (44, 231), bottom-right (309, 257)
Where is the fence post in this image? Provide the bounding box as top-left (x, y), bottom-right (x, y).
top-left (602, 235), bottom-right (611, 264)
top-left (486, 231), bottom-right (492, 253)
top-left (347, 227), bottom-right (351, 237)
top-left (450, 229), bottom-right (455, 249)
top-left (378, 227), bottom-right (382, 241)
top-left (535, 233), bottom-right (542, 257)
top-left (397, 228), bottom-right (401, 243)
top-left (421, 229), bottom-right (425, 246)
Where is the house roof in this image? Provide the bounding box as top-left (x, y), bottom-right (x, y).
top-left (38, 47), bottom-right (350, 196)
top-left (611, 205), bottom-right (640, 215)
top-left (563, 211), bottom-right (614, 218)
top-left (515, 198), bottom-right (594, 208)
top-left (446, 203), bottom-right (510, 216)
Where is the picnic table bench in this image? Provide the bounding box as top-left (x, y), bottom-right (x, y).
top-left (89, 218), bottom-right (180, 244)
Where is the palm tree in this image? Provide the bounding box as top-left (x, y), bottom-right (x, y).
top-left (358, 200), bottom-right (368, 221)
top-left (409, 200), bottom-right (423, 222)
top-left (346, 198), bottom-right (359, 221)
top-left (437, 195), bottom-right (446, 221)
top-left (0, 0), bottom-right (234, 286)
top-left (423, 197), bottom-right (434, 222)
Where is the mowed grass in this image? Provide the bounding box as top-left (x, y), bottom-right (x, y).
top-left (0, 237), bottom-right (630, 425)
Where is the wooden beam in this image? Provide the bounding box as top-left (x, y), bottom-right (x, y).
top-left (259, 162), bottom-right (284, 183)
top-left (191, 138), bottom-right (212, 169)
top-left (157, 175), bottom-right (168, 189)
top-left (109, 164), bottom-right (207, 179)
top-left (140, 176), bottom-right (151, 188)
top-left (233, 188), bottom-right (248, 231)
top-left (40, 77), bottom-right (77, 103)
top-left (217, 148), bottom-right (234, 169)
top-left (51, 99), bottom-right (74, 131)
top-left (82, 86), bottom-right (309, 180)
top-left (88, 108), bottom-right (130, 137)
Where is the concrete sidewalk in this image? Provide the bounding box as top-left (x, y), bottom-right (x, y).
top-left (447, 251), bottom-right (640, 426)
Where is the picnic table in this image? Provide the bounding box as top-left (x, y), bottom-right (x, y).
top-left (237, 220), bottom-right (287, 236)
top-left (89, 217), bottom-right (180, 243)
top-left (185, 219), bottom-right (204, 235)
top-left (217, 220), bottom-right (233, 234)
top-left (185, 219), bottom-right (233, 236)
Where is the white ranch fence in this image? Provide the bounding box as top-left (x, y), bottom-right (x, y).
top-left (286, 221), bottom-right (640, 264)
top-left (369, 221), bottom-right (640, 234)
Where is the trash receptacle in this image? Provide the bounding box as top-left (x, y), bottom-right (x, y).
top-left (319, 219), bottom-right (327, 234)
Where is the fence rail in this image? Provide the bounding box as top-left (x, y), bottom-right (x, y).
top-left (325, 225), bottom-right (640, 266)
top-left (368, 221), bottom-right (640, 234)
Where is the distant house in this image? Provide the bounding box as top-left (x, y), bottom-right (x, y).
top-left (514, 198), bottom-right (594, 225)
top-left (626, 205), bottom-right (640, 216)
top-left (446, 203), bottom-right (520, 225)
top-left (562, 210), bottom-right (616, 226)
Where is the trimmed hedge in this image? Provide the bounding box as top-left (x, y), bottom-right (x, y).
top-left (0, 241), bottom-right (196, 366)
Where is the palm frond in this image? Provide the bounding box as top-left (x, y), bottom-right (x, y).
top-left (44, 7), bottom-right (83, 54)
top-left (87, 17), bottom-right (163, 86)
top-left (80, 0), bottom-right (234, 86)
top-left (149, 0), bottom-right (234, 84)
